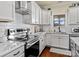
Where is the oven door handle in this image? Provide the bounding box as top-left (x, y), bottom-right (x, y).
top-left (26, 40), bottom-right (39, 49)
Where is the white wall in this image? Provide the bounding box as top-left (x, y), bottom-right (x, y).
top-left (15, 13), bottom-right (23, 24)
top-left (0, 23), bottom-right (7, 37)
top-left (23, 15), bottom-right (31, 24)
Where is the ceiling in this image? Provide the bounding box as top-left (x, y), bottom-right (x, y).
top-left (36, 1), bottom-right (78, 9)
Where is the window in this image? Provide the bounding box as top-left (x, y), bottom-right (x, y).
top-left (53, 15), bottom-right (65, 26)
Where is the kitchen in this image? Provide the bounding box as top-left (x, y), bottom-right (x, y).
top-left (0, 1), bottom-right (79, 57)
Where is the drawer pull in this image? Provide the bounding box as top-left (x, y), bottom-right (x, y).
top-left (13, 51), bottom-right (20, 56)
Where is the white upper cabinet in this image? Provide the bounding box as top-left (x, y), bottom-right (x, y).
top-left (41, 10), bottom-right (48, 24)
top-left (48, 11), bottom-right (53, 25)
top-left (32, 1), bottom-right (40, 24)
top-left (15, 1), bottom-right (52, 24)
top-left (31, 2), bottom-right (36, 24)
top-left (23, 1), bottom-right (40, 24)
top-left (0, 1), bottom-right (15, 22)
top-left (68, 7), bottom-right (79, 24)
top-left (35, 3), bottom-right (40, 24)
top-left (23, 1), bottom-right (52, 25)
top-left (16, 1), bottom-right (52, 25)
top-left (41, 9), bottom-right (52, 25)
top-left (77, 7), bottom-right (79, 23)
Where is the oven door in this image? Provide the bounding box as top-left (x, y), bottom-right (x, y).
top-left (26, 39), bottom-right (39, 49)
top-left (25, 40), bottom-right (39, 57)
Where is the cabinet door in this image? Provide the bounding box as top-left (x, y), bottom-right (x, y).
top-left (31, 2), bottom-right (40, 24)
top-left (68, 8), bottom-right (75, 24)
top-left (35, 3), bottom-right (40, 24)
top-left (0, 2), bottom-right (14, 21)
top-left (39, 38), bottom-right (44, 54)
top-left (38, 7), bottom-right (40, 24)
top-left (59, 35), bottom-right (69, 49)
top-left (77, 7), bottom-right (79, 23)
top-left (42, 10), bottom-right (49, 24)
top-left (74, 7), bottom-right (78, 24)
top-left (32, 2), bottom-right (36, 24)
top-left (68, 7), bottom-right (77, 24)
top-left (46, 34), bottom-right (52, 46)
top-left (42, 35), bottom-right (46, 50)
top-left (48, 11), bottom-right (52, 24)
top-left (39, 8), bottom-right (42, 24)
top-left (39, 34), bottom-right (46, 54)
top-left (4, 46), bottom-right (24, 57)
top-left (43, 34), bottom-right (46, 47)
top-left (51, 34), bottom-right (59, 47)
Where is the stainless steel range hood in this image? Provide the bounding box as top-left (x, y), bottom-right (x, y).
top-left (15, 1), bottom-right (31, 15)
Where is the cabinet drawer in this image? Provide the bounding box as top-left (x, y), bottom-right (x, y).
top-left (4, 46), bottom-right (24, 57)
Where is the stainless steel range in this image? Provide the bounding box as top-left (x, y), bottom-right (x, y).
top-left (7, 28), bottom-right (39, 57)
top-left (7, 28), bottom-right (28, 41)
top-left (70, 27), bottom-right (79, 37)
top-left (70, 27), bottom-right (79, 56)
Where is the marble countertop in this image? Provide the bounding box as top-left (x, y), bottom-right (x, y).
top-left (70, 37), bottom-right (79, 46)
top-left (0, 32), bottom-right (46, 57)
top-left (46, 32), bottom-right (69, 35)
top-left (0, 41), bottom-right (25, 57)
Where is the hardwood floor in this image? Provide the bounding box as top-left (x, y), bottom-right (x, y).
top-left (40, 47), bottom-right (69, 57)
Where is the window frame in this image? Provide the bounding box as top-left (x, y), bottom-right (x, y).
top-left (53, 14), bottom-right (65, 26)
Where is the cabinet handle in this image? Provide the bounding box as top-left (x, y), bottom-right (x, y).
top-left (13, 51), bottom-right (20, 56)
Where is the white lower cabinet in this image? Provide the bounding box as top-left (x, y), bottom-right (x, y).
top-left (46, 34), bottom-right (52, 46)
top-left (46, 33), bottom-right (69, 49)
top-left (51, 34), bottom-right (59, 47)
top-left (59, 35), bottom-right (69, 49)
top-left (39, 38), bottom-right (44, 54)
top-left (39, 34), bottom-right (46, 55)
top-left (3, 46), bottom-right (24, 57)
